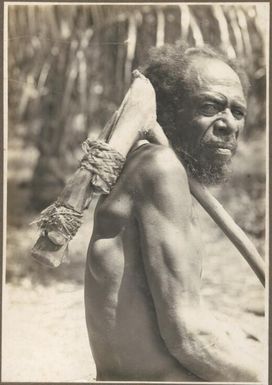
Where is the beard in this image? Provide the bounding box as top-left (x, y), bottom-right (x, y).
top-left (182, 153), bottom-right (232, 185)
top-left (160, 114), bottom-right (237, 185)
top-left (174, 142), bottom-right (234, 186)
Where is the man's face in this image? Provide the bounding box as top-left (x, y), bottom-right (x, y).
top-left (178, 57), bottom-right (247, 184)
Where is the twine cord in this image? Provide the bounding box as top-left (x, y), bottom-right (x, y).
top-left (33, 140), bottom-right (125, 241)
top-left (32, 201), bottom-right (83, 241)
top-left (80, 139), bottom-right (126, 194)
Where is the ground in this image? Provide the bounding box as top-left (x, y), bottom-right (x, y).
top-left (2, 135), bottom-right (266, 382)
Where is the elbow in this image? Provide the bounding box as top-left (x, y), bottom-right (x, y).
top-left (159, 308), bottom-right (201, 362)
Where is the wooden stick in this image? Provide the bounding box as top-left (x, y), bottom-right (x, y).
top-left (57, 87), bottom-right (133, 212)
top-left (189, 179), bottom-right (265, 287)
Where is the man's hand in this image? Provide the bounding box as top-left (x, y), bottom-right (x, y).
top-left (107, 70), bottom-right (168, 157)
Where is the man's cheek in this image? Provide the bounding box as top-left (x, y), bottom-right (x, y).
top-left (190, 117), bottom-right (213, 144)
top-left (236, 121), bottom-right (245, 138)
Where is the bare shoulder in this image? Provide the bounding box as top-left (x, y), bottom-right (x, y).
top-left (127, 144), bottom-right (187, 181)
top-left (126, 144), bottom-right (191, 205)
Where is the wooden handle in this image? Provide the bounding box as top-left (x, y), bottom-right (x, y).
top-left (189, 179), bottom-right (265, 287)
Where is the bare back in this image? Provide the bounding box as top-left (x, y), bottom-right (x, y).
top-left (84, 143), bottom-right (203, 381)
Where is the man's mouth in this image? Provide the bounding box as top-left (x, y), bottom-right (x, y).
top-left (201, 142), bottom-right (236, 161)
top-left (214, 147), bottom-right (232, 156)
top-left (207, 142), bottom-right (235, 149)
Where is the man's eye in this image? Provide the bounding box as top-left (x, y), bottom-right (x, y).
top-left (200, 103), bottom-right (220, 116)
top-left (232, 109), bottom-right (245, 120)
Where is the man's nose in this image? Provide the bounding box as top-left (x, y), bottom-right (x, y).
top-left (213, 110), bottom-right (238, 138)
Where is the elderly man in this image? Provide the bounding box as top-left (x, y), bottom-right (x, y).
top-left (84, 44), bottom-right (263, 381)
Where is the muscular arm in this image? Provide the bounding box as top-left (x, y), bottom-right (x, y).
top-left (134, 145), bottom-right (262, 382)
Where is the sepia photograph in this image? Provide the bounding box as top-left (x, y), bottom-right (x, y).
top-left (2, 2), bottom-right (268, 383)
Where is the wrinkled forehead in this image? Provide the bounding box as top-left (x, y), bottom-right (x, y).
top-left (188, 57), bottom-right (246, 103)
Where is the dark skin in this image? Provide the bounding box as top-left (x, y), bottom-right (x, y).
top-left (175, 58), bottom-right (247, 184)
top-left (84, 58), bottom-right (263, 381)
top-left (187, 59), bottom-right (246, 162)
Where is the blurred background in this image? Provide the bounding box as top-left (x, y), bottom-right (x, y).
top-left (4, 3), bottom-right (267, 382)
